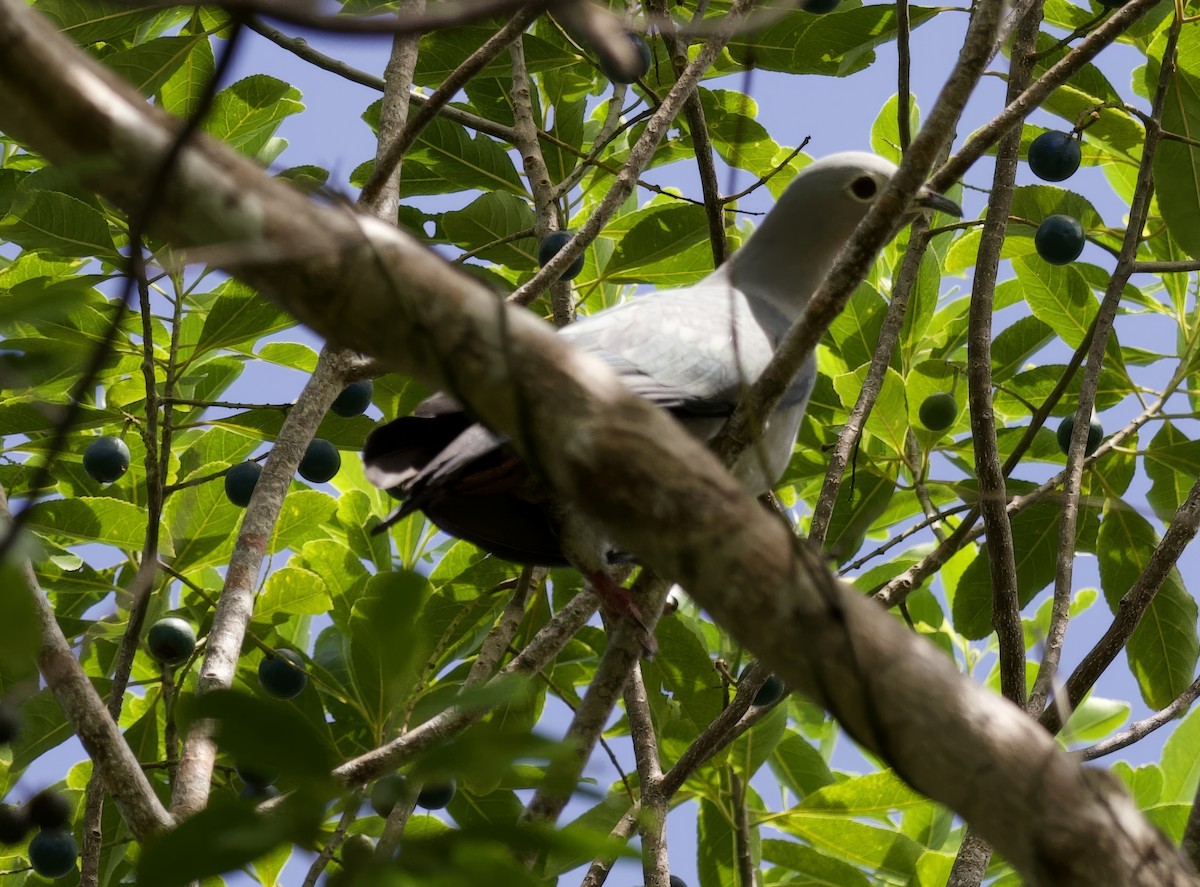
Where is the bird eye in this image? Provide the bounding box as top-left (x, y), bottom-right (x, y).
top-left (850, 176), bottom-right (878, 201)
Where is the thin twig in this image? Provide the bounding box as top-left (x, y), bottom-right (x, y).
top-left (510, 0), bottom-right (758, 306)
top-left (1077, 675), bottom-right (1200, 761)
top-left (300, 791), bottom-right (363, 887)
top-left (624, 665), bottom-right (669, 887)
top-left (0, 484), bottom-right (173, 839)
top-left (809, 221), bottom-right (931, 546)
top-left (359, 5), bottom-right (541, 209)
top-left (897, 0), bottom-right (912, 152)
top-left (712, 0), bottom-right (1006, 471)
top-left (649, 0), bottom-right (726, 265)
top-left (720, 140), bottom-right (810, 203)
top-left (970, 0), bottom-right (1044, 712)
top-left (1032, 13), bottom-right (1179, 723)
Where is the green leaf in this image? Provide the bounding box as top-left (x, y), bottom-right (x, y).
top-left (349, 571), bottom-right (433, 732)
top-left (137, 795), bottom-right (322, 887)
top-left (0, 190), bottom-right (117, 259)
top-left (1160, 707), bottom-right (1200, 803)
top-left (206, 75), bottom-right (304, 156)
top-left (1014, 256), bottom-right (1096, 350)
top-left (730, 701), bottom-right (787, 779)
top-left (643, 617), bottom-right (723, 732)
top-left (955, 502), bottom-right (1097, 639)
top-left (183, 689), bottom-right (338, 786)
top-left (539, 71), bottom-right (588, 184)
top-left (1113, 761), bottom-right (1164, 808)
top-left (761, 839), bottom-right (872, 886)
top-left (1063, 695), bottom-right (1130, 743)
top-left (768, 731), bottom-right (835, 799)
top-left (28, 497), bottom-right (150, 550)
top-left (336, 489), bottom-right (392, 570)
top-left (0, 562), bottom-right (40, 694)
top-left (822, 456), bottom-right (896, 564)
top-left (175, 428), bottom-right (258, 483)
top-left (193, 283), bottom-right (293, 357)
top-left (34, 0), bottom-right (163, 44)
top-left (1145, 423), bottom-right (1200, 524)
top-left (255, 567), bottom-right (332, 622)
top-left (698, 795), bottom-right (739, 887)
top-left (604, 204), bottom-right (711, 281)
top-left (774, 811), bottom-right (923, 878)
top-left (394, 117), bottom-right (525, 198)
top-left (103, 34), bottom-right (202, 95)
top-left (298, 539), bottom-right (371, 630)
top-left (1150, 27), bottom-right (1200, 259)
top-left (164, 472), bottom-right (240, 570)
top-left (257, 342), bottom-right (319, 373)
top-left (800, 770), bottom-right (928, 817)
top-left (871, 93), bottom-right (920, 163)
top-left (158, 29), bottom-right (215, 117)
top-left (1, 688), bottom-right (75, 792)
top-left (1097, 502), bottom-right (1199, 709)
top-left (270, 490), bottom-right (338, 554)
top-left (827, 283), bottom-right (888, 371)
top-left (439, 192), bottom-right (537, 269)
top-left (991, 315), bottom-right (1054, 381)
top-left (698, 89), bottom-right (786, 177)
top-left (832, 366), bottom-right (908, 456)
top-left (727, 6), bottom-right (942, 76)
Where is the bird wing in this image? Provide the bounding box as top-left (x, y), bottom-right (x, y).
top-left (561, 277), bottom-right (815, 423)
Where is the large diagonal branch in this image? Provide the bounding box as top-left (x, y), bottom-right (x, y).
top-left (0, 4), bottom-right (1191, 882)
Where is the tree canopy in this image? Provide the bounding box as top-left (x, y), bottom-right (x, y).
top-left (1, 0), bottom-right (1200, 885)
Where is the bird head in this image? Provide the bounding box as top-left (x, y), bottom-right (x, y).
top-left (795, 151), bottom-right (962, 218)
top-left (727, 151), bottom-right (960, 316)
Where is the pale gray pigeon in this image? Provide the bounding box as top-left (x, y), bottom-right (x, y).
top-left (363, 152), bottom-right (959, 624)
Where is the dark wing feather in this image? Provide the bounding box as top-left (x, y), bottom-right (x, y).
top-left (362, 392), bottom-right (472, 491)
top-left (364, 395), bottom-right (575, 564)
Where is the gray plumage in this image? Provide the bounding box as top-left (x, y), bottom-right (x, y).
top-left (363, 152), bottom-right (960, 570)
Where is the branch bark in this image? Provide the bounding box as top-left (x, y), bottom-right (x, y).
top-left (171, 346), bottom-right (356, 815)
top-left (0, 485), bottom-right (173, 840)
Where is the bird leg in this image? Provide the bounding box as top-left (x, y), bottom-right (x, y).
top-left (584, 570), bottom-right (657, 659)
top-left (557, 510), bottom-right (657, 656)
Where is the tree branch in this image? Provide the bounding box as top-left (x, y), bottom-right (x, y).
top-left (171, 346), bottom-right (356, 815)
top-left (648, 0), bottom-right (727, 265)
top-left (1077, 675), bottom-right (1200, 761)
top-left (0, 484), bottom-right (173, 840)
top-left (932, 0), bottom-right (1164, 192)
top-left (809, 220), bottom-right (930, 547)
top-left (1036, 9), bottom-right (1179, 727)
top-left (968, 0), bottom-right (1044, 719)
top-left (712, 0), bottom-right (1005, 469)
top-left (509, 0), bottom-right (756, 305)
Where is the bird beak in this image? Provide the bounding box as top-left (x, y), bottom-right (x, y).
top-left (916, 186), bottom-right (962, 217)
